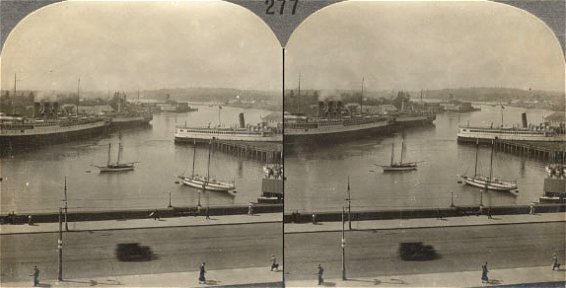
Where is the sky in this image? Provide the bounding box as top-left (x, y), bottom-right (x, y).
top-left (286, 1), bottom-right (566, 93)
top-left (0, 0), bottom-right (281, 93)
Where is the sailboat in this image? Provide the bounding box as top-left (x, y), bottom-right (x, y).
top-left (377, 141), bottom-right (418, 172)
top-left (94, 143), bottom-right (135, 172)
top-left (178, 139), bottom-right (235, 192)
top-left (460, 138), bottom-right (517, 192)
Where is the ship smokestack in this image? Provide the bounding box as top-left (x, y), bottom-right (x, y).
top-left (318, 101), bottom-right (325, 118)
top-left (521, 112), bottom-right (528, 128)
top-left (337, 101), bottom-right (343, 116)
top-left (239, 113), bottom-right (245, 128)
top-left (328, 101), bottom-right (335, 118)
top-left (34, 102), bottom-right (41, 118)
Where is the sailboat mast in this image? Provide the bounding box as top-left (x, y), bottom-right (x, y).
top-left (206, 139), bottom-right (212, 181)
top-left (390, 143), bottom-right (395, 166)
top-left (191, 141), bottom-right (196, 178)
top-left (474, 138), bottom-right (479, 177)
top-left (488, 138), bottom-right (495, 182)
top-left (117, 143), bottom-right (122, 165)
top-left (401, 141), bottom-right (406, 165)
top-left (107, 143), bottom-right (111, 166)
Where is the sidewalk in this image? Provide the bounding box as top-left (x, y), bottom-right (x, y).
top-left (285, 212), bottom-right (566, 234)
top-left (286, 266), bottom-right (566, 287)
top-left (2, 266), bottom-right (283, 288)
top-left (0, 213), bottom-right (282, 235)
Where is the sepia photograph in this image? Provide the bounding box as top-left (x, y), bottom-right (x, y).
top-left (1, 0), bottom-right (565, 287)
top-left (1, 1), bottom-right (283, 287)
top-left (283, 1), bottom-right (565, 287)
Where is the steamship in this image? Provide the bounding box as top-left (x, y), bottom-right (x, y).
top-left (174, 113), bottom-right (282, 144)
top-left (284, 100), bottom-right (394, 145)
top-left (0, 102), bottom-right (109, 149)
top-left (457, 113), bottom-right (565, 143)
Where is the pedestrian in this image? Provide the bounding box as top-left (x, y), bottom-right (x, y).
top-left (150, 209), bottom-right (159, 221)
top-left (31, 266), bottom-right (39, 287)
top-left (481, 262), bottom-right (489, 283)
top-left (250, 203), bottom-right (255, 215)
top-left (529, 204), bottom-right (535, 215)
top-left (312, 213), bottom-right (317, 225)
top-left (552, 253), bottom-right (561, 271)
top-left (205, 207), bottom-right (211, 220)
top-left (487, 208), bottom-right (492, 219)
top-left (270, 255), bottom-right (279, 271)
top-left (28, 215), bottom-right (33, 225)
top-left (317, 264), bottom-right (324, 285)
top-left (199, 262), bottom-right (206, 284)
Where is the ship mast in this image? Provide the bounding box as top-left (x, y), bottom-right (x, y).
top-left (296, 73), bottom-right (301, 114)
top-left (360, 77), bottom-right (364, 115)
top-left (76, 78), bottom-right (81, 116)
top-left (12, 73), bottom-right (17, 115)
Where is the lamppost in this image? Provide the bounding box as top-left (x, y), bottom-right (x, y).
top-left (58, 208), bottom-right (63, 281)
top-left (346, 176), bottom-right (352, 230)
top-left (341, 207), bottom-right (347, 280)
top-left (63, 177), bottom-right (68, 232)
top-left (168, 192), bottom-right (172, 208)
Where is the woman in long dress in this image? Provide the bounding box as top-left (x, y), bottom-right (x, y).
top-left (199, 262), bottom-right (206, 283)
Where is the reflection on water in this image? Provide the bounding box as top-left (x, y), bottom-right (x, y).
top-left (0, 105), bottom-right (272, 213)
top-left (285, 105), bottom-right (555, 212)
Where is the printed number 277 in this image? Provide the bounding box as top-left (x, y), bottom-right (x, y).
top-left (265, 0), bottom-right (299, 15)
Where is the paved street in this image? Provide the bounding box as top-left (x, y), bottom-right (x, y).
top-left (1, 223), bottom-right (282, 283)
top-left (285, 222), bottom-right (565, 281)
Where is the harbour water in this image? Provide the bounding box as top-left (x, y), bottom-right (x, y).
top-left (285, 105), bottom-right (557, 213)
top-left (0, 105), bottom-right (273, 214)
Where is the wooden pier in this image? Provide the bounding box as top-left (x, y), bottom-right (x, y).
top-left (213, 140), bottom-right (282, 162)
top-left (494, 140), bottom-right (566, 162)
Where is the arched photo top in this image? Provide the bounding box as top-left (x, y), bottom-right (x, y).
top-left (1, 0), bottom-right (282, 92)
top-left (285, 0), bottom-right (565, 93)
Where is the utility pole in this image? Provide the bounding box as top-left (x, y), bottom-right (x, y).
top-left (341, 207), bottom-right (347, 280)
top-left (58, 208), bottom-right (63, 281)
top-left (64, 177), bottom-right (68, 231)
top-left (346, 176), bottom-right (351, 230)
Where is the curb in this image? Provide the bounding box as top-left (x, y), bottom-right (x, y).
top-left (1, 220), bottom-right (282, 236)
top-left (284, 219), bottom-right (566, 234)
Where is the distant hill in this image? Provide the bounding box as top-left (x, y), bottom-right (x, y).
top-left (139, 87), bottom-right (280, 104)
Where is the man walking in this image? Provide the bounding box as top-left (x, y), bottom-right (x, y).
top-left (481, 262), bottom-right (489, 283)
top-left (552, 253), bottom-right (561, 270)
top-left (270, 255), bottom-right (279, 271)
top-left (317, 264), bottom-right (324, 285)
top-left (31, 266), bottom-right (40, 287)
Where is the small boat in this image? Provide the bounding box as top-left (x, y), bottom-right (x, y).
top-left (460, 138), bottom-right (517, 193)
top-left (377, 141), bottom-right (418, 172)
top-left (178, 139), bottom-right (235, 192)
top-left (94, 143), bottom-right (135, 172)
